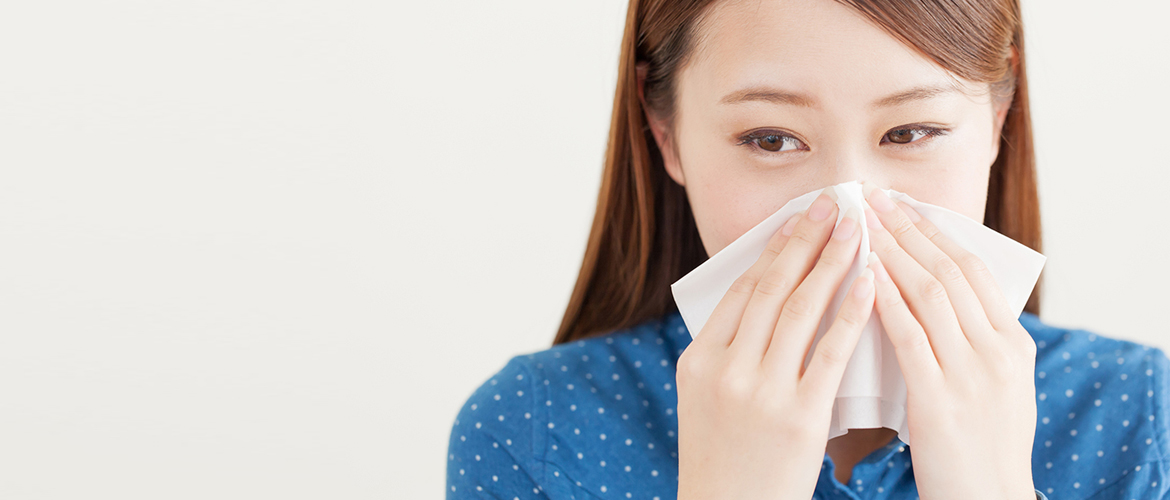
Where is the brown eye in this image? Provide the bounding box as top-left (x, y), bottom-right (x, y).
top-left (759, 135), bottom-right (786, 151)
top-left (882, 126), bottom-right (948, 146)
top-left (886, 128), bottom-right (915, 144)
top-left (741, 132), bottom-right (805, 153)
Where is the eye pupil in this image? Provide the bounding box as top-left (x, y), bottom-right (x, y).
top-left (759, 135), bottom-right (783, 152)
top-left (888, 129), bottom-right (913, 144)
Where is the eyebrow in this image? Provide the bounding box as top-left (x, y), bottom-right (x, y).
top-left (718, 84), bottom-right (959, 109)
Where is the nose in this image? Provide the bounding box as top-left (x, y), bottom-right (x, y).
top-left (820, 149), bottom-right (882, 189)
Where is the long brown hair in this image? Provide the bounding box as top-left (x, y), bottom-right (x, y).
top-left (553, 0), bottom-right (1042, 345)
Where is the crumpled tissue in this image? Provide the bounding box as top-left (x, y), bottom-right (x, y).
top-left (669, 180), bottom-right (1045, 447)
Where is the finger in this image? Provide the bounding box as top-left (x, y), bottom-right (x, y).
top-left (699, 211), bottom-right (804, 349)
top-left (763, 206), bottom-right (863, 380)
top-left (863, 205), bottom-right (973, 373)
top-left (729, 189), bottom-right (839, 360)
top-left (798, 264), bottom-right (875, 402)
top-left (894, 200), bottom-right (1018, 334)
top-left (866, 252), bottom-right (944, 391)
top-left (862, 181), bottom-right (997, 352)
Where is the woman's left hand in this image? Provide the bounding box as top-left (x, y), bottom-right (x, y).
top-left (860, 181), bottom-right (1038, 500)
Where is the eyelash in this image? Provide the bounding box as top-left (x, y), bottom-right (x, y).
top-left (735, 125), bottom-right (950, 155)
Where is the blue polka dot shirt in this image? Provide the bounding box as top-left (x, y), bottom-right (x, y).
top-left (447, 310), bottom-right (1170, 500)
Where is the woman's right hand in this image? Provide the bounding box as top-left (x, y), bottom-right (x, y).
top-left (675, 188), bottom-right (878, 500)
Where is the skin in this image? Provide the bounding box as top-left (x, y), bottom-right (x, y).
top-left (640, 0), bottom-right (1039, 498)
top-left (651, 0), bottom-right (1007, 252)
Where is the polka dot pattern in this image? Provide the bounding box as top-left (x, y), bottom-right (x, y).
top-left (1023, 312), bottom-right (1170, 500)
top-left (446, 310), bottom-right (1170, 500)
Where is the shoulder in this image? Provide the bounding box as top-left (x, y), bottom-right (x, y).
top-left (1021, 312), bottom-right (1169, 428)
top-left (529, 310), bottom-right (691, 393)
top-left (446, 354), bottom-right (545, 498)
top-left (1020, 312), bottom-right (1170, 499)
top-left (447, 310), bottom-right (690, 499)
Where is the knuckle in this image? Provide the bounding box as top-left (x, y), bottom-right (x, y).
top-left (874, 237), bottom-right (902, 257)
top-left (902, 331), bottom-right (932, 354)
top-left (755, 381), bottom-right (790, 413)
top-left (815, 339), bottom-right (849, 365)
top-left (918, 276), bottom-right (949, 305)
top-left (759, 233), bottom-right (787, 260)
top-left (755, 272), bottom-right (795, 298)
top-left (1021, 334), bottom-right (1039, 358)
top-left (956, 251), bottom-right (990, 277)
top-left (987, 353), bottom-right (1016, 380)
top-left (835, 303), bottom-right (868, 330)
top-left (758, 245), bottom-right (781, 263)
top-left (675, 350), bottom-right (707, 383)
top-left (984, 346), bottom-right (1026, 382)
top-left (714, 368), bottom-right (754, 402)
top-left (878, 284), bottom-right (906, 309)
top-left (933, 254), bottom-right (966, 285)
top-left (1006, 325), bottom-right (1038, 358)
top-left (815, 248), bottom-right (852, 269)
top-left (889, 217), bottom-right (918, 240)
top-left (776, 413), bottom-right (817, 441)
top-left (918, 220), bottom-right (943, 240)
top-left (728, 272), bottom-right (759, 295)
top-left (787, 228), bottom-right (819, 249)
top-left (781, 291), bottom-right (817, 321)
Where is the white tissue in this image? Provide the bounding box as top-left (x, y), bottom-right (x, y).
top-left (669, 180), bottom-right (1045, 447)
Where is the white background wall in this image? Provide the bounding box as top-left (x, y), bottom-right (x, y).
top-left (0, 0), bottom-right (1166, 498)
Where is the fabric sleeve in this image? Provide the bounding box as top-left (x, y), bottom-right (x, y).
top-left (446, 356), bottom-right (551, 500)
top-left (1082, 347), bottom-right (1170, 500)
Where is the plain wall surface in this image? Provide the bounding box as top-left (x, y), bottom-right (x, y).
top-left (0, 0), bottom-right (1167, 498)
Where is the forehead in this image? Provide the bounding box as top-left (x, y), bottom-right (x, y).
top-left (684, 0), bottom-right (974, 107)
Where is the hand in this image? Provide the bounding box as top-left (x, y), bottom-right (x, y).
top-left (860, 181), bottom-right (1038, 500)
top-left (675, 188), bottom-right (881, 500)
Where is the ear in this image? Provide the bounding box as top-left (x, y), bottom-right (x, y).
top-left (989, 46), bottom-right (1018, 161)
top-left (637, 62), bottom-right (685, 187)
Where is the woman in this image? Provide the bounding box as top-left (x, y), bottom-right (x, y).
top-left (446, 0), bottom-right (1170, 498)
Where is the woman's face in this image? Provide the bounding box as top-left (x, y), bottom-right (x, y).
top-left (647, 0), bottom-right (1010, 258)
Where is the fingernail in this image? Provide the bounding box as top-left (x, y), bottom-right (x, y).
top-left (863, 181), bottom-right (895, 213)
top-left (867, 251), bottom-right (890, 282)
top-left (864, 206), bottom-right (882, 229)
top-left (897, 201), bottom-right (922, 223)
top-left (781, 212), bottom-right (800, 236)
top-left (809, 189), bottom-right (837, 221)
top-left (832, 207), bottom-right (859, 240)
top-left (861, 180), bottom-right (877, 198)
top-left (853, 268), bottom-right (875, 298)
